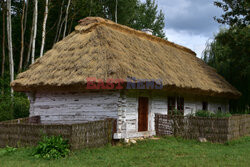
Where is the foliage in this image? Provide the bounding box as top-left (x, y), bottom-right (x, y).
top-left (12, 95), bottom-right (30, 119)
top-left (203, 26), bottom-right (250, 113)
top-left (0, 146), bottom-right (17, 156)
top-left (195, 110), bottom-right (214, 117)
top-left (33, 136), bottom-right (70, 160)
top-left (214, 0), bottom-right (250, 27)
top-left (0, 94), bottom-right (29, 122)
top-left (131, 0), bottom-right (166, 38)
top-left (171, 109), bottom-right (184, 116)
top-left (1, 136), bottom-right (250, 166)
top-left (195, 110), bottom-right (232, 118)
top-left (0, 96), bottom-right (13, 121)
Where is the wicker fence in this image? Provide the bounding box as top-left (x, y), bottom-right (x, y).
top-left (0, 116), bottom-right (116, 150)
top-left (155, 114), bottom-right (250, 143)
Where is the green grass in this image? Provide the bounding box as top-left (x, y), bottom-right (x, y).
top-left (0, 136), bottom-right (250, 167)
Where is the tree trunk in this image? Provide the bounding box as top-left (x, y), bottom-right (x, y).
top-left (19, 0), bottom-right (26, 73)
top-left (6, 0), bottom-right (14, 95)
top-left (40, 0), bottom-right (49, 57)
top-left (24, 0), bottom-right (28, 34)
top-left (54, 0), bottom-right (64, 44)
top-left (25, 24), bottom-right (33, 67)
top-left (31, 0), bottom-right (38, 64)
top-left (25, 0), bottom-right (34, 68)
top-left (89, 0), bottom-right (92, 16)
top-left (115, 0), bottom-right (118, 23)
top-left (1, 1), bottom-right (6, 95)
top-left (57, 17), bottom-right (65, 42)
top-left (20, 0), bottom-right (29, 69)
top-left (63, 0), bottom-right (71, 38)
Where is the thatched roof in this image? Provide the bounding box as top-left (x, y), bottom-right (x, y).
top-left (11, 17), bottom-right (240, 98)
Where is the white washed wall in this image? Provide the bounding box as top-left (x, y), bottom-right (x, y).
top-left (29, 92), bottom-right (119, 124)
top-left (27, 90), bottom-right (229, 138)
top-left (184, 97), bottom-right (229, 115)
top-left (115, 93), bottom-right (169, 138)
top-left (114, 92), bottom-right (229, 139)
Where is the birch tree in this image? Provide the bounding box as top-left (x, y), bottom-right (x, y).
top-left (63, 0), bottom-right (71, 38)
top-left (31, 0), bottom-right (38, 64)
top-left (40, 0), bottom-right (49, 57)
top-left (1, 0), bottom-right (6, 94)
top-left (1, 0), bottom-right (6, 79)
top-left (25, 22), bottom-right (33, 67)
top-left (19, 0), bottom-right (26, 72)
top-left (115, 0), bottom-right (118, 23)
top-left (6, 0), bottom-right (14, 95)
top-left (54, 0), bottom-right (64, 44)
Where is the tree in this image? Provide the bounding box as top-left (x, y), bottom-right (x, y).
top-left (214, 0), bottom-right (250, 27)
top-left (1, 1), bottom-right (6, 78)
top-left (54, 0), bottom-right (64, 44)
top-left (19, 0), bottom-right (26, 72)
top-left (31, 0), bottom-right (38, 64)
top-left (203, 27), bottom-right (250, 112)
top-left (63, 0), bottom-right (71, 38)
top-left (115, 0), bottom-right (118, 23)
top-left (203, 0), bottom-right (250, 112)
top-left (6, 0), bottom-right (14, 95)
top-left (132, 0), bottom-right (166, 38)
top-left (1, 0), bottom-right (6, 95)
top-left (40, 0), bottom-right (49, 57)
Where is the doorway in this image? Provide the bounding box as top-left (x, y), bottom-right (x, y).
top-left (138, 97), bottom-right (149, 132)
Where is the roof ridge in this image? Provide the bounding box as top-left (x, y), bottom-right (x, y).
top-left (75, 17), bottom-right (196, 56)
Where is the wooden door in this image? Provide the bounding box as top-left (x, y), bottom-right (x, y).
top-left (138, 97), bottom-right (148, 132)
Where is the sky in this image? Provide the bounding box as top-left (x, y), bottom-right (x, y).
top-left (144, 0), bottom-right (225, 58)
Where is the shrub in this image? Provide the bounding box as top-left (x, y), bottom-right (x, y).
top-left (195, 110), bottom-right (214, 117)
top-left (12, 96), bottom-right (30, 119)
top-left (171, 109), bottom-right (183, 116)
top-left (33, 136), bottom-right (70, 160)
top-left (195, 110), bottom-right (232, 118)
top-left (214, 110), bottom-right (232, 118)
top-left (0, 95), bottom-right (29, 122)
top-left (0, 96), bottom-right (13, 121)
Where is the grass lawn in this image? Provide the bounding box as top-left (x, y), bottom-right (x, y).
top-left (0, 136), bottom-right (250, 167)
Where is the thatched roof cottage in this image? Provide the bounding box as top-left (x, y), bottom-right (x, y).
top-left (11, 17), bottom-right (240, 139)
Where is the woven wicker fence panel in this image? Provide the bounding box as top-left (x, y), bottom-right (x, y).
top-left (0, 118), bottom-right (116, 150)
top-left (155, 114), bottom-right (250, 143)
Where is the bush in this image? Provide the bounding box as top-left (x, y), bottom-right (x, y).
top-left (0, 96), bottom-right (13, 121)
top-left (170, 109), bottom-right (183, 116)
top-left (195, 110), bottom-right (214, 117)
top-left (0, 95), bottom-right (29, 122)
top-left (12, 96), bottom-right (30, 119)
top-left (195, 110), bottom-right (231, 118)
top-left (33, 136), bottom-right (70, 160)
top-left (214, 110), bottom-right (232, 118)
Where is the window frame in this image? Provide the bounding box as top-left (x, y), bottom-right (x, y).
top-left (202, 101), bottom-right (208, 110)
top-left (177, 97), bottom-right (184, 115)
top-left (168, 96), bottom-right (176, 115)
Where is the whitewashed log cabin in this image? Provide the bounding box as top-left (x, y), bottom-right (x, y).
top-left (11, 17), bottom-right (241, 139)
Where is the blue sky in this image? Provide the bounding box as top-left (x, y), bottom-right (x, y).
top-left (144, 0), bottom-right (225, 58)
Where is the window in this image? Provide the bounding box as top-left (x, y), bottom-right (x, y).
top-left (218, 107), bottom-right (221, 111)
top-left (177, 97), bottom-right (184, 115)
top-left (202, 102), bottom-right (208, 110)
top-left (168, 97), bottom-right (175, 115)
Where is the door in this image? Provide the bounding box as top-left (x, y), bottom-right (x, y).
top-left (138, 97), bottom-right (148, 132)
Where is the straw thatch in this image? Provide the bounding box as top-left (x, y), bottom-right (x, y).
top-left (11, 17), bottom-right (240, 98)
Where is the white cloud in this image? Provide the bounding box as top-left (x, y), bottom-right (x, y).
top-left (165, 28), bottom-right (210, 58)
top-left (141, 0), bottom-right (224, 58)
